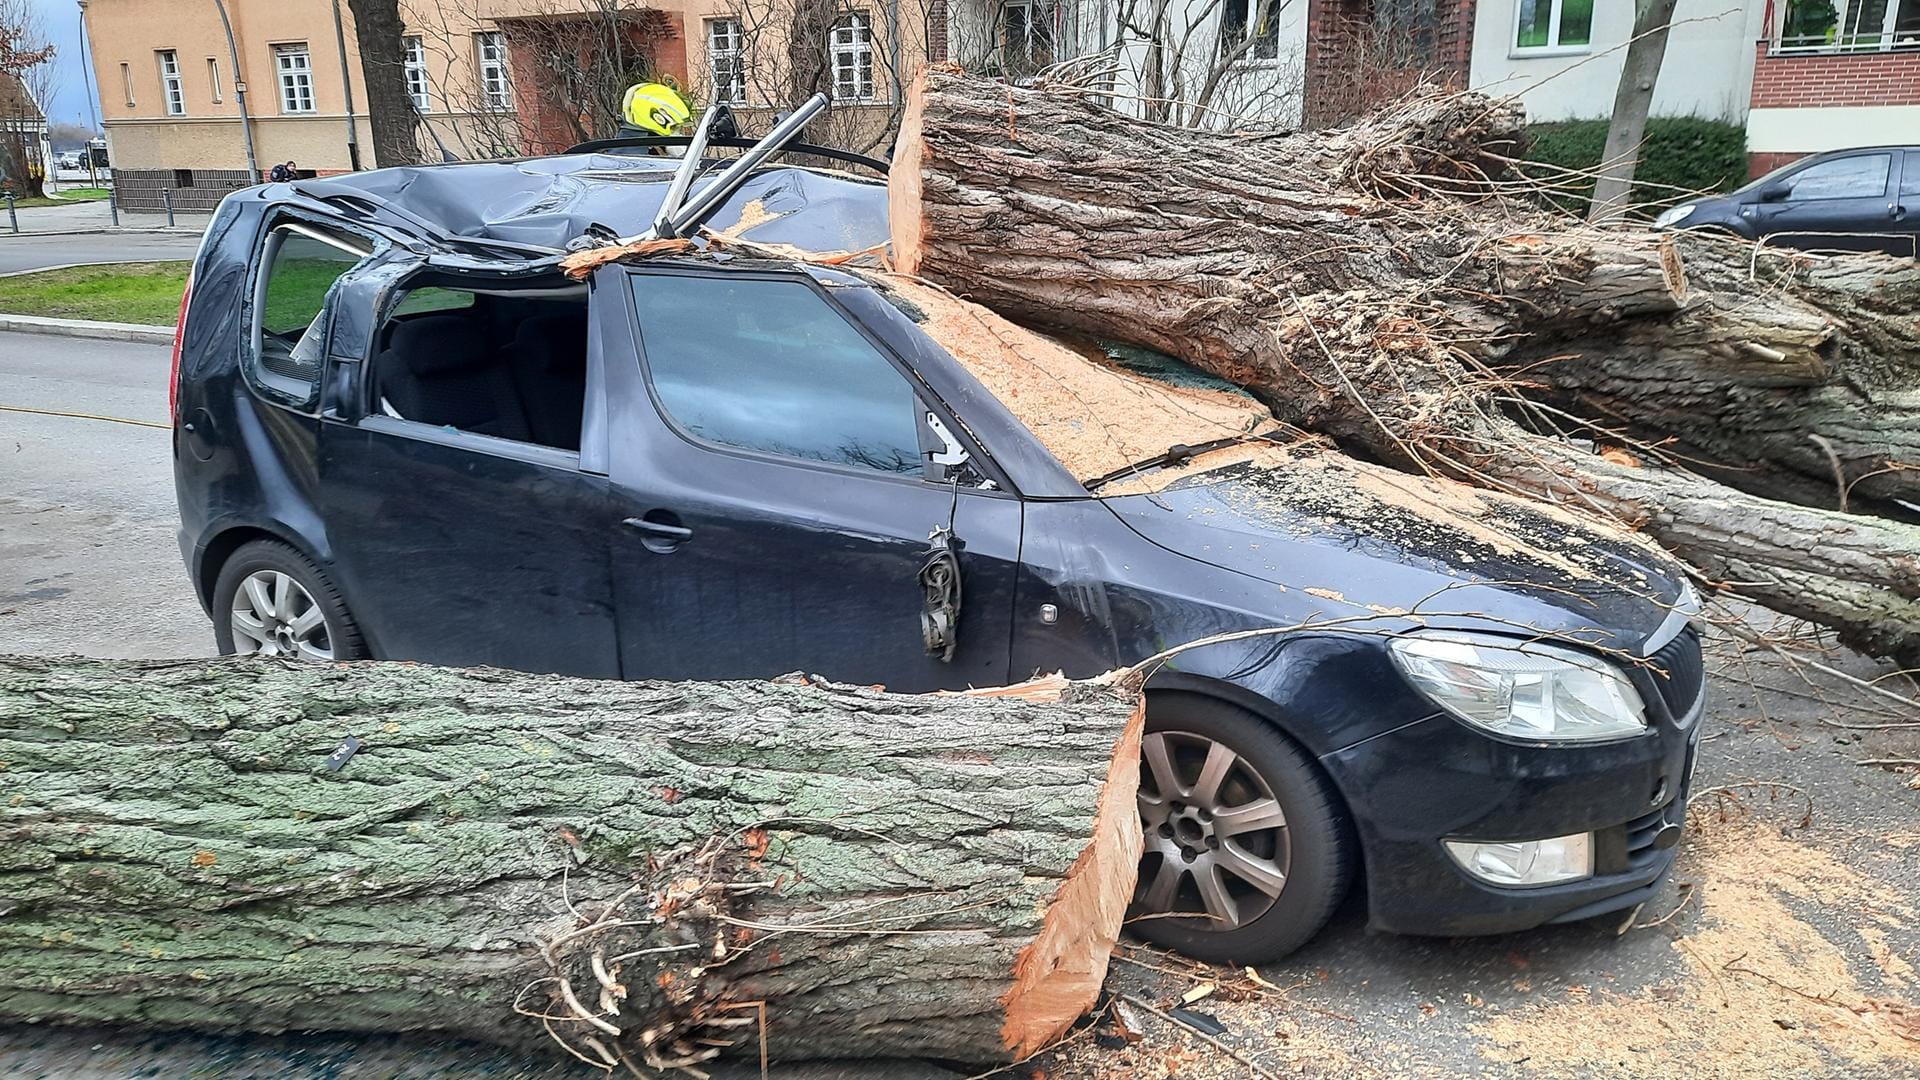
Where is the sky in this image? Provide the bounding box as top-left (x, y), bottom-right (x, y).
top-left (25, 0), bottom-right (101, 130)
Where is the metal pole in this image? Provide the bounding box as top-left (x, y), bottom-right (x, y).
top-left (109, 185), bottom-right (118, 227)
top-left (163, 188), bottom-right (175, 227)
top-left (6, 195), bottom-right (16, 234)
top-left (210, 0), bottom-right (261, 183)
top-left (662, 94), bottom-right (829, 239)
top-left (330, 0), bottom-right (363, 171)
top-left (653, 106), bottom-right (721, 237)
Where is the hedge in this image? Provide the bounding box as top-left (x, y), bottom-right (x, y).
top-left (1521, 116), bottom-right (1747, 217)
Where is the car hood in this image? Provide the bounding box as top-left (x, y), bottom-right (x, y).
top-left (1096, 445), bottom-right (1687, 652)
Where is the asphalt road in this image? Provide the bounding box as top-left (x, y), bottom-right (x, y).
top-left (0, 230), bottom-right (204, 275)
top-left (2, 331), bottom-right (1918, 1078)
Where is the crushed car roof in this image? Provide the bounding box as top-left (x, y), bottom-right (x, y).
top-left (296, 153), bottom-right (891, 254)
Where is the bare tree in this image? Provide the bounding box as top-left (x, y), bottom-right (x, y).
top-left (0, 0), bottom-right (54, 197)
top-left (349, 0), bottom-right (424, 167)
top-left (729, 0), bottom-right (920, 152)
top-left (405, 0), bottom-right (684, 159)
top-left (1587, 0), bottom-right (1680, 223)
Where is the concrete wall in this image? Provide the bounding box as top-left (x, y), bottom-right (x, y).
top-left (1468, 0), bottom-right (1766, 123)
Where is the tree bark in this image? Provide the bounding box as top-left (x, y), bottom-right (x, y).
top-left (890, 70), bottom-right (1920, 664)
top-left (1587, 0), bottom-right (1680, 224)
top-left (0, 657), bottom-right (1142, 1068)
top-left (345, 0), bottom-right (420, 169)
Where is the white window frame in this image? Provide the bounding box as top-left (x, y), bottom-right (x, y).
top-left (1779, 0), bottom-right (1920, 51)
top-left (1510, 0), bottom-right (1592, 56)
top-left (207, 57), bottom-right (223, 104)
top-left (403, 35), bottom-right (430, 112)
top-left (157, 50), bottom-right (185, 115)
top-left (1219, 0), bottom-right (1281, 62)
top-left (708, 18), bottom-right (746, 105)
top-left (476, 31), bottom-right (512, 111)
top-left (274, 43), bottom-right (316, 114)
top-left (829, 12), bottom-right (875, 103)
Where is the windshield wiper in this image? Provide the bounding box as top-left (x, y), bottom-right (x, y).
top-left (1081, 434), bottom-right (1273, 493)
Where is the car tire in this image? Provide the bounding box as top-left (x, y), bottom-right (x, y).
top-left (1129, 694), bottom-right (1355, 964)
top-left (211, 540), bottom-right (368, 662)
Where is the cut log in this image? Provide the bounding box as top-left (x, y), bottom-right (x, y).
top-left (891, 69), bottom-right (1920, 664)
top-left (0, 657), bottom-right (1143, 1067)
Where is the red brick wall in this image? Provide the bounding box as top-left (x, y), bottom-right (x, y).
top-left (1747, 149), bottom-right (1807, 177)
top-left (1303, 0), bottom-right (1476, 128)
top-left (1749, 42), bottom-right (1920, 109)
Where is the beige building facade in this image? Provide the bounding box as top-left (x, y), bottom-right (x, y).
top-left (84, 0), bottom-right (933, 209)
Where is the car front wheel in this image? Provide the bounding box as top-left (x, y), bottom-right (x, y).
top-left (212, 540), bottom-right (368, 662)
top-left (1129, 695), bottom-right (1355, 964)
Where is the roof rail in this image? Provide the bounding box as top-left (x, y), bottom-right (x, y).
top-left (563, 135), bottom-right (890, 176)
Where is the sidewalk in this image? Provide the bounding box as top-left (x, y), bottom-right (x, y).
top-left (2, 198), bottom-right (214, 236)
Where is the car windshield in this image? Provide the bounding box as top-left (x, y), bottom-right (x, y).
top-left (879, 277), bottom-right (1283, 492)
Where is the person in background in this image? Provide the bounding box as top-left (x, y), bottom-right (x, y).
top-left (268, 161), bottom-right (295, 183)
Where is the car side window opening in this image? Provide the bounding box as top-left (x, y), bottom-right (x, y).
top-left (1902, 156), bottom-right (1920, 199)
top-left (634, 274), bottom-right (927, 478)
top-left (369, 277), bottom-right (590, 453)
top-left (250, 221), bottom-right (373, 407)
top-left (1785, 154), bottom-right (1891, 201)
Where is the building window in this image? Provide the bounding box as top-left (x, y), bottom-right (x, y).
top-left (829, 12), bottom-right (874, 102)
top-left (708, 18), bottom-right (746, 105)
top-left (1220, 0), bottom-right (1280, 59)
top-left (404, 35), bottom-right (430, 112)
top-left (120, 63), bottom-right (134, 107)
top-left (274, 43), bottom-right (315, 113)
top-left (207, 57), bottom-right (223, 103)
top-left (1513, 0), bottom-right (1592, 51)
top-left (476, 31), bottom-right (511, 111)
top-left (1779, 0), bottom-right (1919, 50)
top-left (1003, 0), bottom-right (1056, 70)
top-left (157, 50), bottom-right (185, 115)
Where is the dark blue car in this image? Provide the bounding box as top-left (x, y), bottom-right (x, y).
top-left (170, 132), bottom-right (1704, 963)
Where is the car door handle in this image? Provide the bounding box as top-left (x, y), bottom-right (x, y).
top-left (624, 513), bottom-right (693, 552)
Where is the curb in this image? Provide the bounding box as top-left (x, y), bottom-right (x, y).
top-left (1, 227), bottom-right (206, 238)
top-left (0, 313), bottom-right (173, 345)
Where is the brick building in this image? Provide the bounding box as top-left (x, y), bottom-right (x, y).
top-left (1747, 0), bottom-right (1920, 175)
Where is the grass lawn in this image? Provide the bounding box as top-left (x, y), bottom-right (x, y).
top-left (4, 188), bottom-right (113, 209)
top-left (0, 262), bottom-right (190, 326)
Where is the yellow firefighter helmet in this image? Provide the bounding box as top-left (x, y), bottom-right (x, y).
top-left (623, 82), bottom-right (692, 136)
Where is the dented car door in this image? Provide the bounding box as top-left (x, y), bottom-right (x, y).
top-left (602, 264), bottom-right (1021, 692)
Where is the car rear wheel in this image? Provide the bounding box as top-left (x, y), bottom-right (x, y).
top-left (212, 540), bottom-right (367, 662)
top-left (1130, 695), bottom-right (1355, 964)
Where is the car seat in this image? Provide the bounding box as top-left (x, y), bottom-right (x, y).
top-left (378, 314), bottom-right (533, 443)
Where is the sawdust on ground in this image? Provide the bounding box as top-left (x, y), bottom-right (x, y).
top-left (1472, 815), bottom-right (1920, 1078)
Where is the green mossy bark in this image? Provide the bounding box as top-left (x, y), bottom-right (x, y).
top-left (0, 657), bottom-right (1136, 1066)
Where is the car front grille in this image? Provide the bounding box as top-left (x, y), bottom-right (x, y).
top-left (1646, 624), bottom-right (1704, 721)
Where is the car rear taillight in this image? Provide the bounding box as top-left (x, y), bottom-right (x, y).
top-left (170, 267), bottom-right (193, 424)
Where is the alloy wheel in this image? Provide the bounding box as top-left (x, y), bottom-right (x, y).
top-left (1136, 729), bottom-right (1291, 930)
top-left (229, 570), bottom-right (334, 661)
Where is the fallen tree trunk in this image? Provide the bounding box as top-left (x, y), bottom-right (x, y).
top-left (891, 69), bottom-right (1920, 664)
top-left (0, 657), bottom-right (1142, 1068)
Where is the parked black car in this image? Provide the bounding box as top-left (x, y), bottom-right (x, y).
top-left (1655, 145), bottom-right (1918, 257)
top-left (171, 128), bottom-right (1705, 963)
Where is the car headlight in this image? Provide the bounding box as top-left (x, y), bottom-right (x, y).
top-left (1389, 633), bottom-right (1647, 742)
top-left (1653, 203), bottom-right (1696, 228)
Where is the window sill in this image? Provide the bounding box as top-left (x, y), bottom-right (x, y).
top-left (1508, 45), bottom-right (1593, 58)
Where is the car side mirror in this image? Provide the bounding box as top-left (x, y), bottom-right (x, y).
top-left (1759, 182), bottom-right (1792, 203)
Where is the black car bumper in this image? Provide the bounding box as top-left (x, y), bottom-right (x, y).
top-left (1321, 692), bottom-right (1702, 937)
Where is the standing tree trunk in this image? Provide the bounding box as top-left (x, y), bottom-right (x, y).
top-left (1587, 0), bottom-right (1681, 223)
top-left (889, 70), bottom-right (1920, 664)
top-left (0, 657), bottom-right (1142, 1068)
top-left (346, 0), bottom-right (421, 169)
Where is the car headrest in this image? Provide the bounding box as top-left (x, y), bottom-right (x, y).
top-left (387, 316), bottom-right (491, 376)
top-left (514, 314), bottom-right (589, 371)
